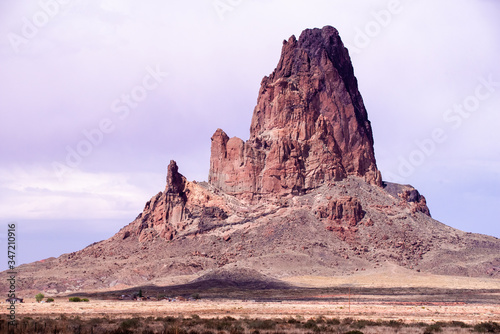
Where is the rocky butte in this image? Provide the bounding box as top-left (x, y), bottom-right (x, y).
top-left (5, 26), bottom-right (499, 294)
top-left (209, 26), bottom-right (382, 200)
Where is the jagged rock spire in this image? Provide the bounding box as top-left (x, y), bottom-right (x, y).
top-left (166, 160), bottom-right (185, 195)
top-left (209, 26), bottom-right (382, 199)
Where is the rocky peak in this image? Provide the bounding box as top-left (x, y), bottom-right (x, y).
top-left (133, 160), bottom-right (189, 242)
top-left (209, 26), bottom-right (382, 200)
top-left (166, 160), bottom-right (186, 195)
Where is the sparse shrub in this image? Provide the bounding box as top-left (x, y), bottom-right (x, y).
top-left (474, 322), bottom-right (500, 333)
top-left (46, 297), bottom-right (54, 303)
top-left (69, 297), bottom-right (81, 302)
top-left (342, 318), bottom-right (354, 325)
top-left (424, 323), bottom-right (443, 333)
top-left (205, 317), bottom-right (233, 331)
top-left (248, 319), bottom-right (276, 330)
top-left (160, 316), bottom-right (177, 323)
top-left (386, 319), bottom-right (403, 328)
top-left (89, 318), bottom-right (105, 326)
top-left (315, 326), bottom-right (328, 333)
top-left (68, 323), bottom-right (83, 333)
top-left (304, 319), bottom-right (318, 329)
top-left (82, 298), bottom-right (89, 302)
top-left (120, 317), bottom-right (141, 330)
top-left (352, 320), bottom-right (378, 329)
top-left (109, 328), bottom-right (133, 334)
top-left (344, 331), bottom-right (364, 334)
top-left (35, 293), bottom-right (44, 302)
top-left (229, 324), bottom-right (244, 334)
top-left (316, 316), bottom-right (326, 324)
top-left (287, 317), bottom-right (300, 324)
top-left (184, 315), bottom-right (202, 327)
top-left (191, 293), bottom-right (201, 300)
top-left (326, 318), bottom-right (341, 325)
top-left (450, 321), bottom-right (470, 328)
top-left (166, 327), bottom-right (187, 334)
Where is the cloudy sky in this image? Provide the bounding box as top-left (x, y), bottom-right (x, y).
top-left (1, 0), bottom-right (499, 269)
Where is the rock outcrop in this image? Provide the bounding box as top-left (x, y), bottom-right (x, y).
top-left (209, 26), bottom-right (382, 200)
top-left (317, 196), bottom-right (365, 227)
top-left (132, 160), bottom-right (232, 243)
top-left (316, 196), bottom-right (366, 242)
top-left (384, 182), bottom-right (431, 216)
top-left (133, 26), bottom-right (430, 244)
top-left (135, 160), bottom-right (188, 242)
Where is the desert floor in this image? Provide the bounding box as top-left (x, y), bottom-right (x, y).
top-left (4, 298), bottom-right (499, 324)
top-left (3, 270), bottom-right (499, 333)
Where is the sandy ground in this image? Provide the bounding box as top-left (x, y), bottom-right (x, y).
top-left (282, 265), bottom-right (500, 289)
top-left (4, 298), bottom-right (499, 324)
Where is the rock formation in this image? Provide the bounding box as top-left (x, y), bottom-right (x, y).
top-left (4, 26), bottom-right (500, 296)
top-left (133, 160), bottom-right (188, 242)
top-left (384, 182), bottom-right (431, 216)
top-left (209, 26), bottom-right (382, 200)
top-left (134, 160), bottom-right (230, 242)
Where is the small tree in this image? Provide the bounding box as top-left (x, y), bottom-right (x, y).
top-left (138, 289), bottom-right (143, 298)
top-left (35, 293), bottom-right (44, 303)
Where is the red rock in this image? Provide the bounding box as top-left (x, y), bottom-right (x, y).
top-left (316, 196), bottom-right (365, 242)
top-left (384, 182), bottom-right (431, 216)
top-left (317, 196), bottom-right (365, 226)
top-left (209, 26), bottom-right (382, 200)
top-left (135, 160), bottom-right (189, 242)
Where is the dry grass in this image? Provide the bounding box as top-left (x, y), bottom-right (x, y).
top-left (281, 265), bottom-right (500, 290)
top-left (1, 313), bottom-right (499, 334)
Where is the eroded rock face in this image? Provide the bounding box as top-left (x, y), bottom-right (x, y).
top-left (384, 182), bottom-right (431, 217)
top-left (316, 196), bottom-right (365, 241)
top-left (317, 196), bottom-right (365, 226)
top-left (209, 26), bottom-right (382, 200)
top-left (135, 160), bottom-right (190, 242)
top-left (131, 160), bottom-right (232, 242)
top-left (123, 26), bottom-right (430, 245)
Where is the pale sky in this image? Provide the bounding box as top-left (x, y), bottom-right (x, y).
top-left (0, 0), bottom-right (499, 269)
